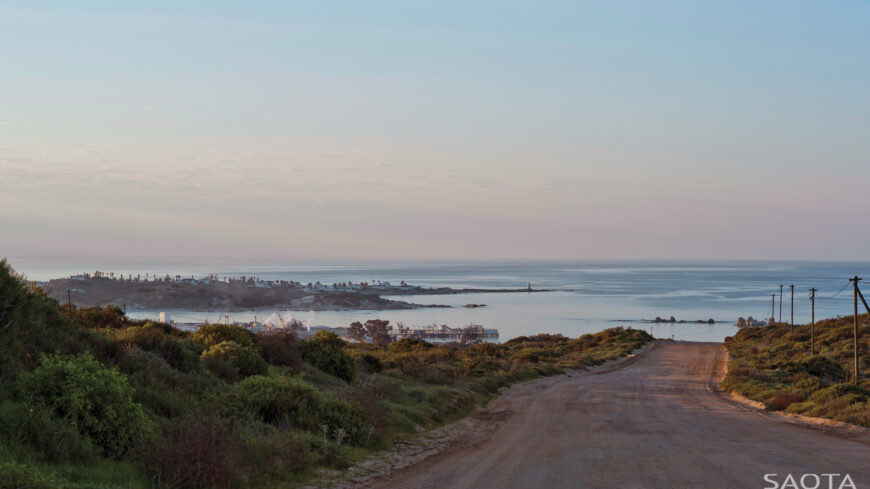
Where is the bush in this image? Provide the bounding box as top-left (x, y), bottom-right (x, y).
top-left (191, 323), bottom-right (254, 348)
top-left (0, 401), bottom-right (97, 463)
top-left (20, 352), bottom-right (154, 458)
top-left (360, 354), bottom-right (383, 373)
top-left (222, 376), bottom-right (322, 426)
top-left (391, 337), bottom-right (432, 351)
top-left (769, 392), bottom-right (802, 410)
top-left (223, 376), bottom-right (370, 444)
top-left (112, 324), bottom-right (201, 373)
top-left (201, 341), bottom-right (268, 381)
top-left (808, 383), bottom-right (870, 404)
top-left (304, 331), bottom-right (357, 382)
top-left (243, 431), bottom-right (312, 481)
top-left (70, 305), bottom-right (129, 330)
top-left (792, 356), bottom-right (848, 382)
top-left (0, 261), bottom-right (85, 381)
top-left (158, 340), bottom-right (203, 373)
top-left (255, 330), bottom-right (304, 370)
top-left (0, 462), bottom-right (67, 489)
top-left (153, 417), bottom-right (243, 489)
top-left (113, 323), bottom-right (169, 350)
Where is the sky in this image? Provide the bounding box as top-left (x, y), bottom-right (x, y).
top-left (1, 1), bottom-right (869, 261)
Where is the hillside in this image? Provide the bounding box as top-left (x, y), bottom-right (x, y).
top-left (0, 259), bottom-right (651, 489)
top-left (724, 317), bottom-right (870, 426)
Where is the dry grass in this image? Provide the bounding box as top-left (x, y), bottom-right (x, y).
top-left (724, 316), bottom-right (870, 426)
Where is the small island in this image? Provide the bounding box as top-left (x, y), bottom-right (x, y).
top-left (647, 316), bottom-right (719, 324)
top-left (39, 272), bottom-right (548, 311)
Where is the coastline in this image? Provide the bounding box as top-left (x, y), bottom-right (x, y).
top-left (40, 275), bottom-right (548, 312)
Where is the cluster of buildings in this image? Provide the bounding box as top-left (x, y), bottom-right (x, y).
top-left (390, 323), bottom-right (499, 341)
top-left (735, 316), bottom-right (771, 327)
top-left (64, 272), bottom-right (419, 295)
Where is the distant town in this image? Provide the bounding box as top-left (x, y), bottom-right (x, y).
top-left (39, 271), bottom-right (547, 312)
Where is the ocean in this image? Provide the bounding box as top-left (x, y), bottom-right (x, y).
top-left (8, 258), bottom-right (870, 342)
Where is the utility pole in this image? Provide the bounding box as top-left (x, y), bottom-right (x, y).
top-left (779, 284), bottom-right (783, 323)
top-left (809, 288), bottom-right (816, 355)
top-left (789, 284), bottom-right (795, 332)
top-left (850, 276), bottom-right (862, 384)
top-left (770, 293), bottom-right (776, 324)
top-left (67, 289), bottom-right (72, 317)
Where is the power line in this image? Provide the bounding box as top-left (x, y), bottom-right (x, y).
top-left (816, 281), bottom-right (851, 300)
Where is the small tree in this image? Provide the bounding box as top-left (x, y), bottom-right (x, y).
top-left (364, 319), bottom-right (393, 345)
top-left (346, 321), bottom-right (366, 341)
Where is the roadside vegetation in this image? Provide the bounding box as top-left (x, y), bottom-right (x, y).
top-left (0, 259), bottom-right (652, 489)
top-left (724, 318), bottom-right (870, 426)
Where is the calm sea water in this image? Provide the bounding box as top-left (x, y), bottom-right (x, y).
top-left (8, 258), bottom-right (870, 342)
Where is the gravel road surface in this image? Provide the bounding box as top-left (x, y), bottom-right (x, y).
top-left (369, 342), bottom-right (870, 489)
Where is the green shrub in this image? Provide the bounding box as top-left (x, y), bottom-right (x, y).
top-left (191, 323), bottom-right (254, 348)
top-left (116, 350), bottom-right (192, 418)
top-left (242, 430), bottom-right (312, 481)
top-left (113, 323), bottom-right (170, 351)
top-left (808, 383), bottom-right (870, 404)
top-left (158, 340), bottom-right (203, 373)
top-left (0, 462), bottom-right (67, 489)
top-left (202, 341), bottom-right (268, 381)
top-left (255, 330), bottom-right (304, 369)
top-left (154, 416), bottom-right (243, 489)
top-left (0, 261), bottom-right (85, 381)
top-left (0, 401), bottom-right (97, 463)
top-left (223, 376), bottom-right (369, 444)
top-left (69, 305), bottom-right (130, 330)
top-left (304, 331), bottom-right (357, 382)
top-left (791, 356), bottom-right (848, 382)
top-left (112, 324), bottom-right (201, 373)
top-left (360, 354), bottom-right (383, 373)
top-left (223, 376), bottom-right (323, 427)
top-left (318, 444), bottom-right (351, 469)
top-left (20, 352), bottom-right (155, 458)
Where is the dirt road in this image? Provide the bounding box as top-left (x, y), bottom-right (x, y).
top-left (369, 342), bottom-right (870, 489)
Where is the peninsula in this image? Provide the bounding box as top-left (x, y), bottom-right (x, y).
top-left (39, 273), bottom-right (548, 311)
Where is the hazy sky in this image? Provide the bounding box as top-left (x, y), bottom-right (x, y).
top-left (2, 1), bottom-right (869, 261)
